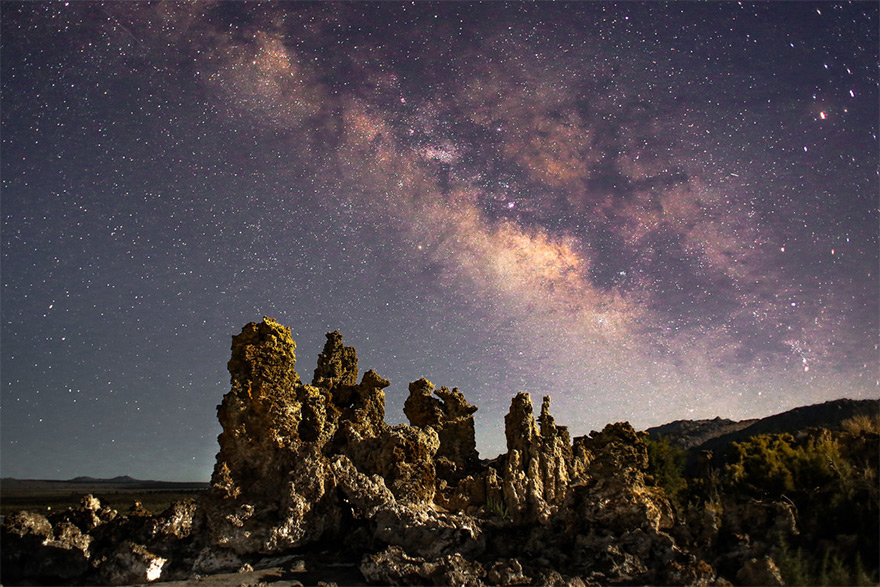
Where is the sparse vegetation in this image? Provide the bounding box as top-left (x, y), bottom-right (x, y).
top-left (645, 414), bottom-right (880, 584)
top-left (722, 429), bottom-right (879, 583)
top-left (724, 431), bottom-right (844, 496)
top-left (841, 413), bottom-right (880, 435)
top-left (485, 494), bottom-right (510, 521)
top-left (776, 537), bottom-right (876, 587)
top-left (644, 436), bottom-right (687, 508)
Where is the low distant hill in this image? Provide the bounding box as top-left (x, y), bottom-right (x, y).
top-left (67, 475), bottom-right (140, 484)
top-left (0, 476), bottom-right (208, 493)
top-left (646, 398), bottom-right (879, 465)
top-left (644, 416), bottom-right (758, 450)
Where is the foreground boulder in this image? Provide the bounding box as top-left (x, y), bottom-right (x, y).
top-left (1, 509), bottom-right (91, 583)
top-left (2, 317), bottom-right (719, 586)
top-left (1, 494), bottom-right (201, 585)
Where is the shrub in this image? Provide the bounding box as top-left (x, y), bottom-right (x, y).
top-left (724, 431), bottom-right (842, 497)
top-left (644, 436), bottom-right (687, 508)
top-left (485, 494), bottom-right (510, 521)
top-left (725, 430), bottom-right (879, 580)
top-left (776, 538), bottom-right (877, 586)
top-left (841, 414), bottom-right (880, 435)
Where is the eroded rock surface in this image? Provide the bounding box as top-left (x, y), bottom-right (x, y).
top-left (2, 317), bottom-right (721, 586)
top-left (202, 318), bottom-right (343, 554)
top-left (499, 393), bottom-right (575, 524)
top-left (405, 378), bottom-right (480, 485)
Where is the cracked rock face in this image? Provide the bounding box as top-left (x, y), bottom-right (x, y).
top-left (204, 319), bottom-right (485, 569)
top-left (203, 318), bottom-right (344, 554)
top-left (1, 510), bottom-right (91, 582)
top-left (202, 319), bottom-right (453, 553)
top-left (565, 423), bottom-right (674, 535)
top-left (313, 330), bottom-right (359, 389)
top-left (0, 494), bottom-right (202, 586)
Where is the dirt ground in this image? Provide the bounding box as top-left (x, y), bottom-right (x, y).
top-left (141, 556), bottom-right (368, 587)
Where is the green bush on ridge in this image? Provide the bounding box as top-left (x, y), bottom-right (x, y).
top-left (644, 436), bottom-right (688, 508)
top-left (723, 427), bottom-right (879, 583)
top-left (644, 420), bottom-right (879, 584)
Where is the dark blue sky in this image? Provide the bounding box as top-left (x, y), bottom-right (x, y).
top-left (2, 2), bottom-right (877, 481)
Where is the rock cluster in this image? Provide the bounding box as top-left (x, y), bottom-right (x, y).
top-left (3, 317), bottom-right (799, 585)
top-left (1, 494), bottom-right (199, 585)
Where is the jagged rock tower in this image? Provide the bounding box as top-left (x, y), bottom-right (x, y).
top-left (202, 317), bottom-right (478, 554)
top-left (204, 318), bottom-right (344, 553)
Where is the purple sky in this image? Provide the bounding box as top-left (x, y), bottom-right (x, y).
top-left (2, 2), bottom-right (877, 480)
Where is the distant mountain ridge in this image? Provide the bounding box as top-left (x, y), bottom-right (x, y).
top-left (644, 416), bottom-right (758, 450)
top-left (67, 475), bottom-right (141, 484)
top-left (0, 477), bottom-right (208, 492)
top-left (645, 398), bottom-right (879, 458)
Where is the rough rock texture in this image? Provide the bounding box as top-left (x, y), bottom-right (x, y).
top-left (1, 510), bottom-right (91, 583)
top-left (560, 424), bottom-right (719, 585)
top-left (1, 318), bottom-right (724, 586)
top-left (201, 318), bottom-right (471, 562)
top-left (736, 556), bottom-right (784, 586)
top-left (361, 545), bottom-right (487, 587)
top-left (486, 558), bottom-right (531, 585)
top-left (0, 493), bottom-right (203, 585)
top-left (99, 541), bottom-right (167, 585)
top-left (313, 330), bottom-right (359, 389)
top-left (564, 423), bottom-right (674, 535)
top-left (201, 318), bottom-right (343, 554)
top-left (500, 393), bottom-right (575, 524)
top-left (332, 454), bottom-right (484, 561)
top-left (404, 378), bottom-right (480, 485)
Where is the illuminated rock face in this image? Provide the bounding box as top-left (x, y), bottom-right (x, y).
top-left (404, 378), bottom-right (480, 484)
top-left (202, 318), bottom-right (450, 553)
top-left (199, 318), bottom-right (710, 584)
top-left (500, 393), bottom-right (575, 524)
top-left (203, 318), bottom-right (344, 554)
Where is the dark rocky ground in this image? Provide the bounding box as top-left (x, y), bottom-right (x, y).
top-left (137, 555), bottom-right (367, 587)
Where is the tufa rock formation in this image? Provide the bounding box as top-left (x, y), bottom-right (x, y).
top-left (404, 378), bottom-right (480, 485)
top-left (203, 318), bottom-right (342, 553)
top-left (499, 393), bottom-right (575, 524)
top-left (8, 316), bottom-right (817, 585)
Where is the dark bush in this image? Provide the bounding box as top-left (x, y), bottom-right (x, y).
top-left (644, 436), bottom-right (688, 509)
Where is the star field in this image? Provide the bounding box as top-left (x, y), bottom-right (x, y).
top-left (2, 2), bottom-right (877, 481)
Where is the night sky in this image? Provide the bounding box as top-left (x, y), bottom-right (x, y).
top-left (2, 2), bottom-right (877, 481)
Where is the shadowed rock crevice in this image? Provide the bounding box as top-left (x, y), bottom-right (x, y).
top-left (313, 330), bottom-right (359, 391)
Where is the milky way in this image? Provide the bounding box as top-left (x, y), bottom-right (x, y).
top-left (2, 2), bottom-right (877, 480)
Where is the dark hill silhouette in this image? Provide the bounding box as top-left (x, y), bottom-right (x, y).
top-left (68, 475), bottom-right (140, 484)
top-left (698, 398), bottom-right (878, 457)
top-left (0, 477), bottom-right (208, 493)
top-left (646, 398), bottom-right (879, 470)
top-left (645, 416), bottom-right (757, 449)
